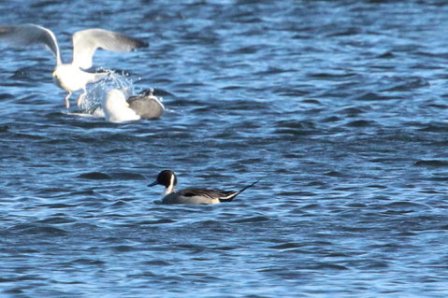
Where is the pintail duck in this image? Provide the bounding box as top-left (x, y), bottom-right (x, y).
top-left (148, 170), bottom-right (258, 205)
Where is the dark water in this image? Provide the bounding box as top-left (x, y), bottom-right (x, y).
top-left (1, 1), bottom-right (448, 297)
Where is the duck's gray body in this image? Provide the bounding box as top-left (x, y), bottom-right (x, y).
top-left (162, 188), bottom-right (238, 205)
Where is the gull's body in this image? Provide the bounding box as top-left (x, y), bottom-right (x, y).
top-left (0, 24), bottom-right (147, 108)
top-left (148, 170), bottom-right (258, 205)
top-left (102, 89), bottom-right (140, 123)
top-left (52, 64), bottom-right (106, 108)
top-left (102, 88), bottom-right (164, 123)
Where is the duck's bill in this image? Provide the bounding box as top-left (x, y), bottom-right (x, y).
top-left (147, 181), bottom-right (158, 187)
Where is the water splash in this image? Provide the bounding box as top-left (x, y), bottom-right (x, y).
top-left (78, 70), bottom-right (135, 114)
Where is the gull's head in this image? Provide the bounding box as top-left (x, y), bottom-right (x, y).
top-left (52, 68), bottom-right (63, 88)
top-left (52, 66), bottom-right (60, 78)
top-left (51, 64), bottom-right (79, 91)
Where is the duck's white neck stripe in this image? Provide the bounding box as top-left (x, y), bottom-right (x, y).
top-left (165, 175), bottom-right (176, 195)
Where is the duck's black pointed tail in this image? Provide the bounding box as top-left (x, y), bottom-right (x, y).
top-left (219, 179), bottom-right (260, 202)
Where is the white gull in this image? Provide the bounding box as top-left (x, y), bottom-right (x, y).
top-left (0, 24), bottom-right (147, 108)
top-left (102, 88), bottom-right (164, 123)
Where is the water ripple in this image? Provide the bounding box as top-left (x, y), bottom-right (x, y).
top-left (1, 1), bottom-right (448, 297)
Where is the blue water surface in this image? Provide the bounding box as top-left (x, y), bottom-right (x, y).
top-left (0, 1), bottom-right (448, 297)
